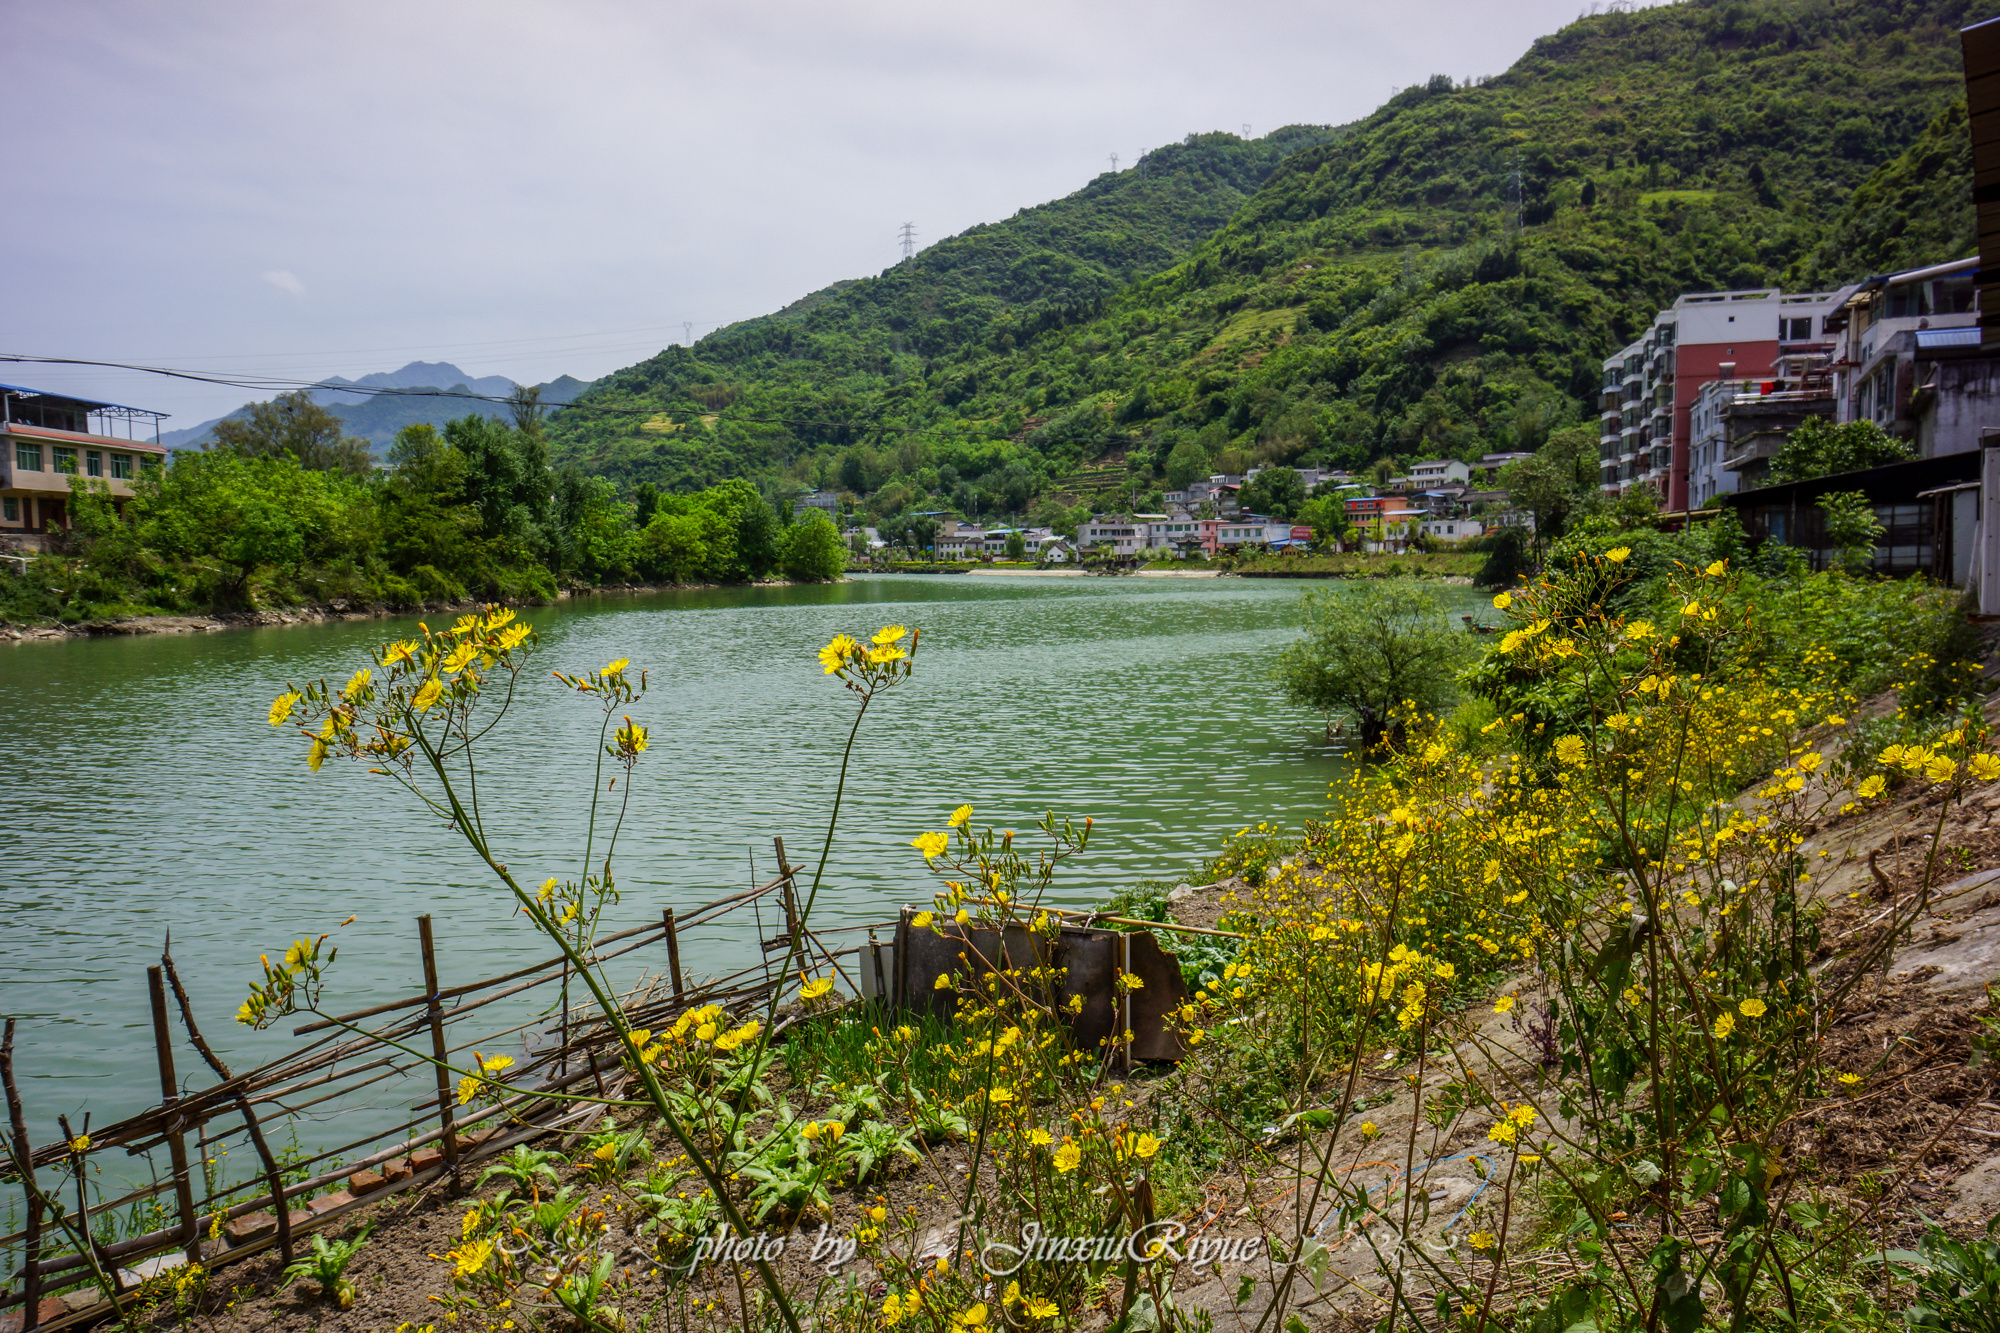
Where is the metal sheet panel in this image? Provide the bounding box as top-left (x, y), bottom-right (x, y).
top-left (890, 912), bottom-right (1193, 1062)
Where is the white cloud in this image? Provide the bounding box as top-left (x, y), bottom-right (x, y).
top-left (260, 270), bottom-right (305, 299)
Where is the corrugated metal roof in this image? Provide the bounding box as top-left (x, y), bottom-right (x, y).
top-left (1916, 326), bottom-right (1985, 349)
top-left (0, 382), bottom-right (164, 415)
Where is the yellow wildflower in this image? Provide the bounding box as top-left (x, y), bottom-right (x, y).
top-left (911, 831), bottom-right (948, 859)
top-left (1857, 775), bottom-right (1887, 799)
top-left (602, 658), bottom-right (629, 677)
top-left (411, 678), bottom-right (444, 712)
top-left (872, 625), bottom-right (908, 645)
top-left (818, 634), bottom-right (861, 674)
top-left (1705, 559), bottom-right (1726, 576)
top-left (1492, 591), bottom-right (1513, 610)
top-left (912, 911), bottom-right (935, 929)
top-left (1469, 1230), bottom-right (1496, 1251)
top-left (1713, 1011), bottom-right (1736, 1039)
top-left (452, 1238), bottom-right (494, 1276)
top-left (947, 804), bottom-right (974, 828)
top-left (268, 691), bottom-right (302, 727)
top-left (1604, 546), bottom-right (1631, 563)
top-left (1553, 735), bottom-right (1587, 766)
top-left (1493, 995), bottom-right (1516, 1015)
top-left (1738, 997), bottom-right (1766, 1019)
top-left (799, 977), bottom-right (834, 1001)
top-left (1970, 753), bottom-right (2000, 782)
top-left (1052, 1142), bottom-right (1081, 1172)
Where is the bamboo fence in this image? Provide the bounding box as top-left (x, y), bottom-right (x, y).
top-left (0, 846), bottom-right (886, 1333)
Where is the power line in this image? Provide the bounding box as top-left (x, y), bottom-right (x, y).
top-left (0, 352), bottom-right (1017, 444)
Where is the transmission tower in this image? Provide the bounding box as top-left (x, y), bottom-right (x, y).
top-left (898, 222), bottom-right (917, 260)
top-left (1108, 152), bottom-right (1119, 173)
top-left (681, 320), bottom-right (693, 346)
top-left (1242, 123), bottom-right (1251, 138)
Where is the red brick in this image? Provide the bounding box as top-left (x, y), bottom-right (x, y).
top-left (221, 1210), bottom-right (308, 1246)
top-left (381, 1159), bottom-right (414, 1184)
top-left (409, 1147), bottom-right (443, 1173)
top-left (0, 1296), bottom-right (74, 1331)
top-left (224, 1212), bottom-right (274, 1245)
top-left (307, 1190), bottom-right (354, 1216)
top-left (347, 1169), bottom-right (387, 1195)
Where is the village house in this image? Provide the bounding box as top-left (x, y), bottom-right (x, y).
top-left (1, 384), bottom-right (169, 553)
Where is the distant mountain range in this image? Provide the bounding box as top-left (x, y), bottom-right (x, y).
top-left (161, 361), bottom-right (595, 451)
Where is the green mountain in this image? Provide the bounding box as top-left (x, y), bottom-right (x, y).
top-left (1787, 97), bottom-right (1977, 287)
top-left (552, 0), bottom-right (1978, 517)
top-left (548, 127), bottom-right (1344, 490)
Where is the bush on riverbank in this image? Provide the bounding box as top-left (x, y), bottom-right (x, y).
top-left (0, 417), bottom-right (843, 627)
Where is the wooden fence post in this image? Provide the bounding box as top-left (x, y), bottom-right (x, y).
top-left (2, 1021), bottom-right (44, 1331)
top-left (146, 968), bottom-right (202, 1267)
top-left (417, 916), bottom-right (460, 1169)
top-left (661, 909), bottom-right (685, 999)
top-left (161, 950), bottom-right (292, 1265)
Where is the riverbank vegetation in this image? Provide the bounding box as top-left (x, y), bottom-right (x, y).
top-left (0, 395), bottom-right (845, 627)
top-left (39, 506), bottom-right (1990, 1333)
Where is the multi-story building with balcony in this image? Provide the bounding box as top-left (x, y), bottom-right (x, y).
top-left (1824, 257), bottom-right (1987, 457)
top-left (1600, 288), bottom-right (1846, 508)
top-left (1, 384), bottom-right (169, 552)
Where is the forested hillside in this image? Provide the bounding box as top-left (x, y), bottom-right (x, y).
top-left (548, 128), bottom-right (1342, 492)
top-left (1787, 96), bottom-right (1978, 286)
top-left (551, 0), bottom-right (1979, 523)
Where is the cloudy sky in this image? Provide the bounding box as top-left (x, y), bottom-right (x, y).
top-left (6, 0), bottom-right (1611, 429)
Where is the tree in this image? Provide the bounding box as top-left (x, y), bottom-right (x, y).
top-left (1298, 495), bottom-right (1351, 549)
top-left (1004, 530), bottom-right (1028, 560)
top-left (1499, 425), bottom-right (1597, 552)
top-left (1240, 466), bottom-right (1307, 520)
top-left (779, 511), bottom-right (847, 582)
top-left (1769, 418), bottom-right (1913, 484)
top-left (1165, 440), bottom-right (1209, 490)
top-left (1816, 490), bottom-right (1883, 571)
top-left (210, 391), bottom-right (373, 475)
top-left (1273, 583), bottom-right (1470, 750)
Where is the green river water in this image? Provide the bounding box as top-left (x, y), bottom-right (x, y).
top-left (0, 572), bottom-right (1476, 1159)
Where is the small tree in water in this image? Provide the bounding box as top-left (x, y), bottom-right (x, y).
top-left (1274, 583), bottom-right (1471, 750)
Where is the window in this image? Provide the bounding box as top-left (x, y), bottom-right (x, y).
top-left (14, 441), bottom-right (39, 471)
top-left (1, 497), bottom-right (15, 522)
top-left (86, 450), bottom-right (102, 478)
top-left (51, 447), bottom-right (76, 474)
top-left (110, 453), bottom-right (132, 480)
